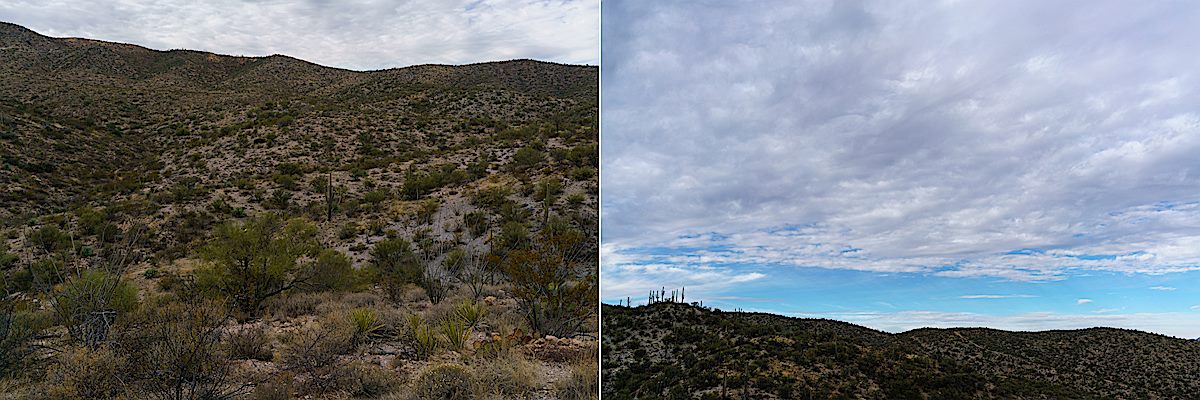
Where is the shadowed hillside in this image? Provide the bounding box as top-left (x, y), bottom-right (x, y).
top-left (602, 303), bottom-right (1200, 399)
top-left (0, 23), bottom-right (597, 399)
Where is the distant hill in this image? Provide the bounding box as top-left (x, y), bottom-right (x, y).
top-left (0, 21), bottom-right (596, 218)
top-left (602, 303), bottom-right (1200, 399)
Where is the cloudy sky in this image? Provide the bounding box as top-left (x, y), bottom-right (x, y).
top-left (0, 0), bottom-right (597, 70)
top-left (602, 0), bottom-right (1200, 338)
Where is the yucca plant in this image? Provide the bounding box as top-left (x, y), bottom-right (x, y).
top-left (439, 318), bottom-right (469, 352)
top-left (408, 315), bottom-right (440, 359)
top-left (453, 299), bottom-right (487, 330)
top-left (348, 307), bottom-right (384, 342)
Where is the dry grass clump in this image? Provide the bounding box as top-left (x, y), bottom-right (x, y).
top-left (227, 324), bottom-right (273, 361)
top-left (556, 354), bottom-right (599, 400)
top-left (471, 353), bottom-right (538, 399)
top-left (250, 375), bottom-right (294, 400)
top-left (36, 346), bottom-right (128, 399)
top-left (263, 291), bottom-right (331, 319)
top-left (278, 317), bottom-right (357, 393)
top-left (409, 363), bottom-right (474, 400)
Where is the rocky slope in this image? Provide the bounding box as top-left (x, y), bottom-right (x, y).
top-left (0, 22), bottom-right (597, 399)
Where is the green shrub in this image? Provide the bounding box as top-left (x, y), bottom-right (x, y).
top-left (29, 225), bottom-right (69, 253)
top-left (508, 147), bottom-right (545, 171)
top-left (304, 249), bottom-right (355, 292)
top-left (53, 269), bottom-right (138, 346)
top-left (370, 238), bottom-right (419, 300)
top-left (570, 166), bottom-right (596, 181)
top-left (195, 213), bottom-right (321, 316)
top-left (0, 305), bottom-right (38, 377)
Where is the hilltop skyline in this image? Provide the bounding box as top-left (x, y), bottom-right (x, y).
top-left (601, 0), bottom-right (1200, 338)
top-left (0, 0), bottom-right (598, 70)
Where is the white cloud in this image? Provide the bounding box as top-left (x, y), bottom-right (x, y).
top-left (1150, 286), bottom-right (1177, 291)
top-left (0, 0), bottom-right (598, 70)
top-left (960, 294), bottom-right (1037, 299)
top-left (1077, 299), bottom-right (1094, 305)
top-left (603, 0), bottom-right (1200, 283)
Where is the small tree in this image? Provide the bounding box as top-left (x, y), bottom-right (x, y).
top-left (196, 214), bottom-right (321, 316)
top-left (502, 221), bottom-right (595, 337)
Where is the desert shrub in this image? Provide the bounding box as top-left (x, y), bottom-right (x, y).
top-left (400, 164), bottom-right (468, 200)
top-left (471, 186), bottom-right (512, 211)
top-left (53, 269), bottom-right (139, 346)
top-left (415, 198), bottom-right (440, 225)
top-left (25, 258), bottom-right (66, 291)
top-left (556, 356), bottom-right (599, 400)
top-left (502, 226), bottom-right (595, 337)
top-left (262, 189), bottom-right (292, 209)
top-left (508, 147), bottom-right (545, 171)
top-left (472, 353), bottom-right (538, 399)
top-left (303, 249), bottom-right (355, 292)
top-left (38, 346), bottom-right (128, 399)
top-left (370, 238), bottom-right (419, 300)
top-left (278, 317), bottom-right (356, 393)
top-left (411, 364), bottom-right (474, 400)
top-left (337, 222), bottom-right (358, 240)
top-left (29, 225), bottom-right (69, 253)
top-left (443, 247), bottom-right (467, 277)
top-left (464, 211), bottom-right (488, 238)
top-left (566, 193), bottom-right (587, 207)
top-left (566, 143), bottom-right (598, 167)
top-left (118, 299), bottom-right (246, 399)
top-left (340, 362), bottom-right (397, 397)
top-left (227, 325), bottom-right (273, 361)
top-left (194, 213), bottom-right (321, 316)
top-left (0, 305), bottom-right (38, 377)
top-left (570, 166), bottom-right (595, 181)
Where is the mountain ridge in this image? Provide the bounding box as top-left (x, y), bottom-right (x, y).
top-left (602, 302), bottom-right (1200, 399)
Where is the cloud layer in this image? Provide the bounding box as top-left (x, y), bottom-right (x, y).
top-left (1, 0), bottom-right (598, 70)
top-left (603, 1), bottom-right (1200, 294)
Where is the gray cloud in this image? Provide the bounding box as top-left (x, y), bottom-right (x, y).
top-left (603, 1), bottom-right (1200, 285)
top-left (0, 0), bottom-right (597, 70)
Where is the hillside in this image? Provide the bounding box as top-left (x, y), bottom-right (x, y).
top-left (602, 303), bottom-right (1200, 399)
top-left (0, 23), bottom-right (597, 399)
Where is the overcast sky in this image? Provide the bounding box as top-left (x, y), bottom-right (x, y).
top-left (602, 0), bottom-right (1200, 338)
top-left (0, 0), bottom-right (597, 70)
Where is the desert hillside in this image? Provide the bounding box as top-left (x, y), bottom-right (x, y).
top-left (0, 22), bottom-right (597, 400)
top-left (602, 302), bottom-right (1200, 399)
